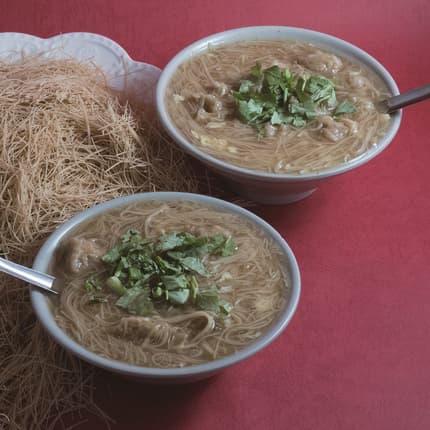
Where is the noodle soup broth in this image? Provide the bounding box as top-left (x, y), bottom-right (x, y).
top-left (51, 199), bottom-right (290, 369)
top-left (166, 40), bottom-right (392, 175)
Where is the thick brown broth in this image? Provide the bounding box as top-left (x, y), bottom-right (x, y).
top-left (52, 200), bottom-right (289, 368)
top-left (166, 40), bottom-right (392, 174)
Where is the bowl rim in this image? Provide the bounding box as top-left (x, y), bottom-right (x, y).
top-left (31, 192), bottom-right (301, 378)
top-left (156, 25), bottom-right (402, 182)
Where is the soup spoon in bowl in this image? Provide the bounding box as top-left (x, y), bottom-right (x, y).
top-left (378, 83), bottom-right (430, 113)
top-left (0, 256), bottom-right (59, 294)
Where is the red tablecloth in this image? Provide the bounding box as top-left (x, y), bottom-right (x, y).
top-left (2, 1), bottom-right (429, 429)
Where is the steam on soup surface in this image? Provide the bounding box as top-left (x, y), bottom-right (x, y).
top-left (53, 200), bottom-right (289, 368)
top-left (166, 40), bottom-right (392, 174)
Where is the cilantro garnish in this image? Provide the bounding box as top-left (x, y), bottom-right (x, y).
top-left (232, 63), bottom-right (356, 131)
top-left (84, 230), bottom-right (236, 317)
top-left (334, 99), bottom-right (357, 116)
top-left (84, 275), bottom-right (108, 304)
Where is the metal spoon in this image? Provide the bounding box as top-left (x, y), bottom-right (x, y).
top-left (378, 83), bottom-right (430, 113)
top-left (0, 256), bottom-right (59, 295)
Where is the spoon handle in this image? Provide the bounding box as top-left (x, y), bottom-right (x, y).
top-left (0, 257), bottom-right (58, 294)
top-left (382, 84), bottom-right (430, 113)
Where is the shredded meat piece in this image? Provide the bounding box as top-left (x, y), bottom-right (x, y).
top-left (319, 115), bottom-right (349, 142)
top-left (303, 52), bottom-right (343, 74)
top-left (62, 237), bottom-right (106, 273)
top-left (196, 107), bottom-right (211, 123)
top-left (112, 316), bottom-right (188, 346)
top-left (203, 94), bottom-right (223, 113)
top-left (265, 123), bottom-right (278, 137)
top-left (348, 72), bottom-right (368, 89)
top-left (212, 81), bottom-right (229, 96)
top-left (195, 93), bottom-right (225, 123)
top-left (342, 118), bottom-right (358, 134)
top-left (189, 226), bottom-right (207, 236)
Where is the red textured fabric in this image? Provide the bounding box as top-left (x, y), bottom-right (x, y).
top-left (1, 1), bottom-right (429, 429)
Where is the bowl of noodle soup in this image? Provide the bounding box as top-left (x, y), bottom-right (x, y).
top-left (31, 192), bottom-right (300, 383)
top-left (156, 26), bottom-right (402, 204)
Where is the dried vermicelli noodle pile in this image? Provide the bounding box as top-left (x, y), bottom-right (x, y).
top-left (0, 57), bottom-right (198, 429)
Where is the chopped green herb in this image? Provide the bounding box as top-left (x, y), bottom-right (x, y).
top-left (207, 235), bottom-right (236, 256)
top-left (196, 285), bottom-right (222, 312)
top-left (296, 76), bottom-right (336, 107)
top-left (220, 237), bottom-right (236, 257)
top-left (106, 276), bottom-right (126, 296)
top-left (219, 300), bottom-right (233, 315)
top-left (84, 230), bottom-right (236, 316)
top-left (334, 99), bottom-right (357, 116)
top-left (153, 286), bottom-right (163, 298)
top-left (101, 246), bottom-right (121, 264)
top-left (156, 231), bottom-right (185, 252)
top-left (161, 274), bottom-right (189, 290)
top-left (84, 274), bottom-right (107, 303)
top-left (180, 256), bottom-right (208, 276)
top-left (88, 296), bottom-right (108, 304)
top-left (232, 63), bottom-right (356, 131)
top-left (189, 275), bottom-right (199, 302)
top-left (167, 289), bottom-right (190, 305)
top-left (85, 275), bottom-right (100, 293)
top-left (116, 286), bottom-right (153, 316)
top-left (195, 285), bottom-right (232, 315)
top-left (156, 256), bottom-right (183, 274)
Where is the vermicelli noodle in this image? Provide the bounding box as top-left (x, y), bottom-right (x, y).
top-left (166, 40), bottom-right (392, 174)
top-left (53, 200), bottom-right (289, 368)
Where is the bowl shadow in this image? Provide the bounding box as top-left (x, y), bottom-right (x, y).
top-left (93, 369), bottom-right (218, 429)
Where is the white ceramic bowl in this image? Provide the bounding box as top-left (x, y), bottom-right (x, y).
top-left (156, 26), bottom-right (402, 204)
top-left (31, 192), bottom-right (300, 384)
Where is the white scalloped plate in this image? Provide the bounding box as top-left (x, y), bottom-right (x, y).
top-left (0, 32), bottom-right (161, 107)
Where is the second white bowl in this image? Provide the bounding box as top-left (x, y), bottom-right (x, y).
top-left (156, 26), bottom-right (402, 204)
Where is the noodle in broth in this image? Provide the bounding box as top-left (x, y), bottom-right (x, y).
top-left (166, 40), bottom-right (392, 174)
top-left (53, 200), bottom-right (289, 368)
